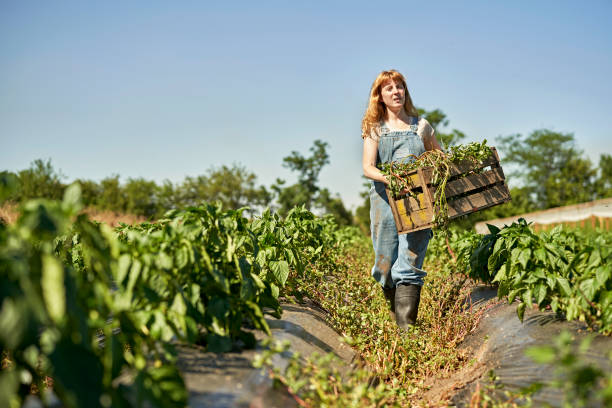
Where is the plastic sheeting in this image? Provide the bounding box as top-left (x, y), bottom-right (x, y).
top-left (452, 286), bottom-right (612, 407)
top-left (475, 198), bottom-right (612, 234)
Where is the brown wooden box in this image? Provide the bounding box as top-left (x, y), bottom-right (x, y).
top-left (385, 147), bottom-right (511, 234)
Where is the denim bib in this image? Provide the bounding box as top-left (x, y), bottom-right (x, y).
top-left (377, 116), bottom-right (426, 165)
top-left (372, 116), bottom-right (426, 194)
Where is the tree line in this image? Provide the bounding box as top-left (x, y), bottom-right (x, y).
top-left (2, 108), bottom-right (611, 231)
top-left (1, 141), bottom-right (353, 226)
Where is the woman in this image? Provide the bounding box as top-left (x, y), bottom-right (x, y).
top-left (361, 70), bottom-right (443, 329)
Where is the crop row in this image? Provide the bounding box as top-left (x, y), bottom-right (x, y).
top-left (433, 219), bottom-right (612, 334)
top-left (0, 184), bottom-right (359, 408)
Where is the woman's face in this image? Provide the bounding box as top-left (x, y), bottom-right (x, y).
top-left (380, 79), bottom-right (405, 111)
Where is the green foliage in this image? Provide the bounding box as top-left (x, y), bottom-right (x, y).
top-left (0, 182), bottom-right (349, 406)
top-left (274, 140), bottom-right (330, 214)
top-left (353, 183), bottom-right (371, 235)
top-left (597, 153), bottom-right (612, 198)
top-left (272, 139), bottom-right (353, 225)
top-left (0, 172), bottom-right (19, 202)
top-left (4, 159), bottom-right (65, 203)
top-left (0, 185), bottom-right (187, 408)
top-left (417, 107), bottom-right (466, 147)
top-left (98, 175), bottom-right (128, 213)
top-left (2, 162), bottom-right (275, 219)
top-left (315, 187), bottom-right (354, 226)
top-left (524, 331), bottom-right (612, 407)
top-left (123, 178), bottom-right (160, 218)
top-left (177, 164), bottom-right (272, 214)
top-left (457, 219), bottom-right (612, 332)
top-left (497, 130), bottom-right (600, 209)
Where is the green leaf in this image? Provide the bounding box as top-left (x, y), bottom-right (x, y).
top-left (62, 183), bottom-right (83, 213)
top-left (41, 254), bottom-right (65, 324)
top-left (579, 278), bottom-right (595, 301)
top-left (0, 171), bottom-right (19, 201)
top-left (208, 297), bottom-right (229, 321)
top-left (0, 370), bottom-right (20, 408)
top-left (517, 302), bottom-right (526, 321)
top-left (486, 224), bottom-right (501, 234)
top-left (522, 289), bottom-right (533, 306)
top-left (588, 249), bottom-right (602, 269)
top-left (170, 293), bottom-right (187, 316)
top-left (595, 266), bottom-right (610, 289)
top-left (525, 345), bottom-right (556, 363)
top-left (133, 365), bottom-right (187, 407)
top-left (511, 247), bottom-right (522, 266)
top-left (49, 340), bottom-right (104, 408)
top-left (551, 297), bottom-right (559, 313)
top-left (508, 289), bottom-right (518, 304)
top-left (269, 260), bottom-right (289, 286)
top-left (536, 284), bottom-right (547, 306)
top-left (117, 254), bottom-right (131, 285)
top-left (158, 251), bottom-right (173, 270)
top-left (557, 277), bottom-right (572, 297)
top-left (175, 245), bottom-right (189, 270)
top-left (270, 283), bottom-right (280, 299)
top-left (534, 247), bottom-right (546, 263)
top-left (492, 263), bottom-right (507, 283)
top-left (518, 248), bottom-right (531, 269)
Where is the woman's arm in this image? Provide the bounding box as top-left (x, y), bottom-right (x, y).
top-left (425, 129), bottom-right (444, 151)
top-left (362, 136), bottom-right (388, 184)
top-left (419, 118), bottom-right (444, 152)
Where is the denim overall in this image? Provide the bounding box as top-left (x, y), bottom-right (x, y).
top-left (369, 116), bottom-right (432, 289)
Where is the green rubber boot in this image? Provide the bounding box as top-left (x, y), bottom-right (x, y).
top-left (395, 283), bottom-right (421, 329)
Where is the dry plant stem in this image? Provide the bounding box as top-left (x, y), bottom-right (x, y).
top-left (445, 235), bottom-right (457, 263)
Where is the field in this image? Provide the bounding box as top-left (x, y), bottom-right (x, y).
top-left (1, 185), bottom-right (611, 407)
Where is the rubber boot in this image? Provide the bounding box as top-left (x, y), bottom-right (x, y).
top-left (382, 287), bottom-right (396, 321)
top-left (395, 283), bottom-right (421, 329)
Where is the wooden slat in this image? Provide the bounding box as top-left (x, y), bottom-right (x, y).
top-left (394, 193), bottom-right (428, 211)
top-left (410, 208), bottom-right (433, 226)
top-left (386, 189), bottom-right (405, 232)
top-left (398, 223), bottom-right (435, 234)
top-left (418, 167), bottom-right (435, 215)
top-left (396, 203), bottom-right (432, 220)
top-left (433, 167), bottom-right (506, 198)
top-left (395, 208), bottom-right (433, 233)
top-left (447, 183), bottom-right (511, 218)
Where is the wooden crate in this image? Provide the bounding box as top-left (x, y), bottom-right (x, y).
top-left (385, 147), bottom-right (511, 234)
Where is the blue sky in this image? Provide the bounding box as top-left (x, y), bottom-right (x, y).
top-left (2, 1), bottom-right (611, 209)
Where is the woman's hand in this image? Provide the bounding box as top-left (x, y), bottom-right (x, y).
top-left (362, 136), bottom-right (389, 184)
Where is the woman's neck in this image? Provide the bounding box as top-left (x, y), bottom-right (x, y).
top-left (385, 108), bottom-right (412, 125)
